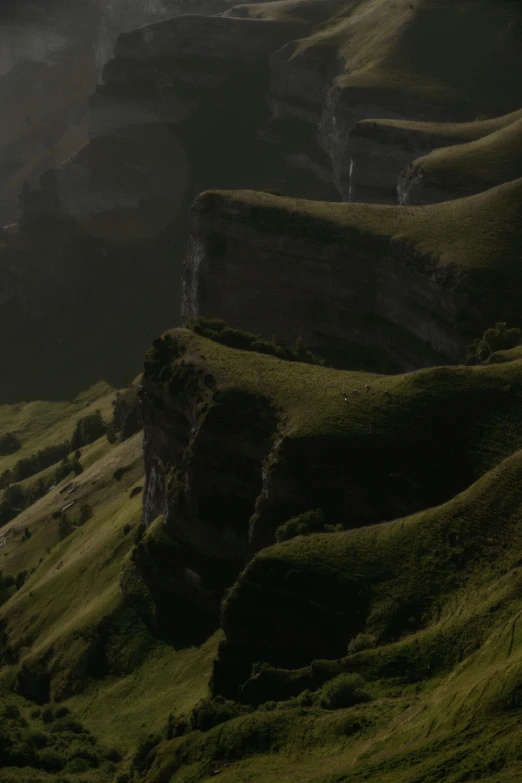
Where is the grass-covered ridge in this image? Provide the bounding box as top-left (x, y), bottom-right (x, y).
top-left (234, 0), bottom-right (522, 114)
top-left (356, 108), bottom-right (522, 145)
top-left (406, 117), bottom-right (522, 194)
top-left (196, 178), bottom-right (522, 274)
top-left (265, 0), bottom-right (522, 114)
top-left (6, 327), bottom-right (522, 780)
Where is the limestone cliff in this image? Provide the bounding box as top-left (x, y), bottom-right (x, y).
top-left (398, 117), bottom-right (522, 205)
top-left (182, 191), bottom-right (475, 369)
top-left (138, 332), bottom-right (278, 603)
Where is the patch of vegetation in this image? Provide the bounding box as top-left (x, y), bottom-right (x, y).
top-left (186, 316), bottom-right (325, 366)
top-left (0, 441), bottom-right (71, 488)
top-left (70, 410), bottom-right (107, 450)
top-left (410, 117), bottom-right (522, 195)
top-left (467, 321), bottom-right (522, 364)
top-left (316, 673), bottom-right (370, 709)
top-left (107, 386), bottom-right (142, 444)
top-left (0, 433), bottom-right (21, 457)
top-left (0, 570), bottom-right (27, 609)
top-left (216, 444), bottom-right (522, 695)
top-left (0, 697), bottom-right (114, 778)
top-left (275, 509), bottom-right (343, 542)
top-left (0, 456), bottom-right (82, 528)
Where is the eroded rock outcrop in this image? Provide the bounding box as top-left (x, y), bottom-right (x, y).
top-left (140, 333), bottom-right (279, 595)
top-left (138, 327), bottom-right (522, 693)
top-left (399, 116), bottom-right (522, 205)
top-left (182, 191), bottom-right (470, 368)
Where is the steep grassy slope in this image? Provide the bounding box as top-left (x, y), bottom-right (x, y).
top-left (358, 109), bottom-right (522, 145)
top-left (403, 118), bottom-right (522, 199)
top-left (0, 381), bottom-right (115, 475)
top-left (0, 420), bottom-right (220, 778)
top-left (198, 180), bottom-right (522, 273)
top-left (4, 329), bottom-right (522, 780)
top-left (191, 181), bottom-right (522, 345)
top-left (253, 0), bottom-right (522, 113)
top-left (132, 335), bottom-right (522, 783)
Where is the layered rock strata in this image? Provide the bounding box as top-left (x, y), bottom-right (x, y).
top-left (182, 191), bottom-right (476, 369)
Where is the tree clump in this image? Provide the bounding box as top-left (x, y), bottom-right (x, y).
top-left (70, 410), bottom-right (107, 450)
top-left (186, 316), bottom-right (325, 366)
top-left (106, 387), bottom-right (142, 444)
top-left (467, 322), bottom-right (522, 363)
top-left (0, 433), bottom-right (21, 456)
top-left (275, 509), bottom-right (342, 543)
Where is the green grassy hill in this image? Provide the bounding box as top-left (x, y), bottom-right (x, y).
top-left (3, 327), bottom-right (522, 780)
top-left (357, 109), bottom-right (522, 146)
top-left (1, 0), bottom-right (522, 780)
top-left (403, 117), bottom-right (522, 198)
top-left (199, 179), bottom-right (522, 272)
top-left (138, 332), bottom-right (522, 783)
top-left (0, 393), bottom-right (220, 779)
top-left (195, 181), bottom-right (522, 334)
top-left (257, 0), bottom-right (522, 115)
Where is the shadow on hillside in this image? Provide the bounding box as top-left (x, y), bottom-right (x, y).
top-left (0, 220), bottom-right (187, 404)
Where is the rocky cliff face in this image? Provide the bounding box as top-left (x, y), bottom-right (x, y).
top-left (6, 8), bottom-right (335, 399)
top-left (139, 334), bottom-right (279, 596)
top-left (182, 191), bottom-right (475, 369)
top-left (349, 120), bottom-right (470, 205)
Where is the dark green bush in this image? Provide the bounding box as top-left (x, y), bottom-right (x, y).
top-left (67, 748), bottom-right (99, 767)
top-left (347, 633), bottom-right (377, 655)
top-left (275, 509), bottom-right (327, 543)
top-left (48, 717), bottom-right (85, 734)
top-left (103, 746), bottom-right (122, 762)
top-left (70, 411), bottom-right (107, 449)
top-left (468, 322), bottom-right (522, 363)
top-left (186, 317), bottom-right (325, 366)
top-left (6, 741), bottom-right (35, 766)
top-left (37, 747), bottom-right (64, 771)
top-left (2, 703), bottom-right (22, 720)
top-left (110, 388), bottom-right (142, 442)
top-left (41, 707), bottom-right (55, 724)
top-left (25, 729), bottom-right (49, 749)
top-left (58, 514), bottom-right (74, 541)
top-left (166, 713), bottom-right (188, 740)
top-left (0, 432), bottom-right (21, 456)
top-left (66, 756), bottom-right (91, 773)
top-left (188, 696), bottom-right (242, 732)
top-left (77, 504), bottom-right (93, 525)
top-left (132, 733), bottom-right (161, 773)
top-left (317, 674), bottom-right (370, 710)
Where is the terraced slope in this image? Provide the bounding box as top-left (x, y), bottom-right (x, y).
top-left (3, 328), bottom-right (522, 780)
top-left (399, 118), bottom-right (522, 204)
top-left (133, 331), bottom-right (522, 782)
top-left (4, 0), bottom-right (522, 400)
top-left (347, 109), bottom-right (522, 204)
top-left (265, 0), bottom-right (522, 198)
top-left (185, 180), bottom-right (522, 368)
